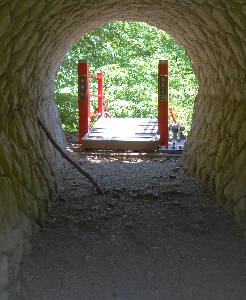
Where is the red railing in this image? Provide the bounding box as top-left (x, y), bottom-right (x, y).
top-left (89, 72), bottom-right (104, 120)
top-left (169, 107), bottom-right (177, 123)
top-left (78, 60), bottom-right (105, 142)
top-left (78, 59), bottom-right (175, 146)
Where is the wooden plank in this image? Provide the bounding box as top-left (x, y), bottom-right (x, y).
top-left (91, 123), bottom-right (158, 128)
top-left (84, 133), bottom-right (156, 140)
top-left (86, 131), bottom-right (158, 136)
top-left (91, 118), bottom-right (157, 127)
top-left (92, 118), bottom-right (157, 127)
top-left (94, 117), bottom-right (157, 123)
top-left (81, 139), bottom-right (159, 151)
top-left (88, 119), bottom-right (157, 132)
top-left (89, 129), bottom-right (157, 134)
top-left (85, 135), bottom-right (158, 140)
top-left (81, 117), bottom-right (160, 151)
top-left (85, 137), bottom-right (158, 141)
top-left (85, 136), bottom-right (158, 140)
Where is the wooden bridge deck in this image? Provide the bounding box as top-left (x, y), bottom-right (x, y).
top-left (81, 118), bottom-right (160, 151)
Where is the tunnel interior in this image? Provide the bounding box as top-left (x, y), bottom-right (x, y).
top-left (0, 0), bottom-right (245, 296)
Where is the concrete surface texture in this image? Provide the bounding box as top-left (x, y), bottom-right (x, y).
top-left (0, 0), bottom-right (245, 298)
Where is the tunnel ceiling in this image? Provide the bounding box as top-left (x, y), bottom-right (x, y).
top-left (1, 1), bottom-right (243, 83)
top-left (0, 0), bottom-right (245, 296)
top-left (1, 1), bottom-right (245, 101)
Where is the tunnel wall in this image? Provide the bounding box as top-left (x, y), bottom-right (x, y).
top-left (0, 0), bottom-right (245, 297)
top-left (0, 30), bottom-right (67, 296)
top-left (0, 96), bottom-right (67, 297)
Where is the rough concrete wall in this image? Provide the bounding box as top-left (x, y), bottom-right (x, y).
top-left (0, 0), bottom-right (245, 297)
top-left (181, 2), bottom-right (246, 227)
top-left (0, 108), bottom-right (66, 297)
top-left (0, 2), bottom-right (68, 295)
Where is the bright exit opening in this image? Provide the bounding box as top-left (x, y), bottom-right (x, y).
top-left (55, 21), bottom-right (198, 144)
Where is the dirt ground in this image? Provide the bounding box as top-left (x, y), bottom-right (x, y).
top-left (18, 150), bottom-right (246, 300)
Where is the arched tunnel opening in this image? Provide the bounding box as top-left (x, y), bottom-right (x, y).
top-left (0, 1), bottom-right (245, 298)
top-left (55, 20), bottom-right (198, 137)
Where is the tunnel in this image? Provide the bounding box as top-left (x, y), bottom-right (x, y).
top-left (0, 0), bottom-right (245, 297)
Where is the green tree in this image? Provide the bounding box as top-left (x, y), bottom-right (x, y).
top-left (55, 21), bottom-right (198, 132)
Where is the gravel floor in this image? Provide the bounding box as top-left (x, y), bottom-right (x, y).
top-left (19, 151), bottom-right (246, 300)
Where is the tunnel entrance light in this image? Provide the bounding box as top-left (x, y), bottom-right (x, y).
top-left (77, 60), bottom-right (185, 150)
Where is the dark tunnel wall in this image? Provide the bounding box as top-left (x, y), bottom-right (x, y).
top-left (0, 0), bottom-right (245, 297)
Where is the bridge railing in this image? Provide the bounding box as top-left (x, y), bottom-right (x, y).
top-left (78, 59), bottom-right (171, 146)
top-left (78, 60), bottom-right (105, 142)
top-left (158, 60), bottom-right (169, 146)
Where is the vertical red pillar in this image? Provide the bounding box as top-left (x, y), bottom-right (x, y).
top-left (158, 60), bottom-right (169, 146)
top-left (78, 60), bottom-right (90, 142)
top-left (97, 72), bottom-right (103, 115)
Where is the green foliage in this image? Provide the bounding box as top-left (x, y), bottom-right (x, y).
top-left (56, 93), bottom-right (78, 131)
top-left (55, 21), bottom-right (198, 133)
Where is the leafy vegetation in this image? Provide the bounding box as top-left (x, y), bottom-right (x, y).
top-left (55, 21), bottom-right (198, 133)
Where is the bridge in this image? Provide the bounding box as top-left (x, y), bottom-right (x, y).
top-left (77, 60), bottom-right (185, 151)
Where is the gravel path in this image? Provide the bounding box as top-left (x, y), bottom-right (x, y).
top-left (19, 151), bottom-right (246, 300)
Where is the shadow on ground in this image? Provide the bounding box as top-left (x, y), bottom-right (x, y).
top-left (19, 153), bottom-right (246, 300)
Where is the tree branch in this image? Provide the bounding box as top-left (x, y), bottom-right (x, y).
top-left (37, 118), bottom-right (104, 194)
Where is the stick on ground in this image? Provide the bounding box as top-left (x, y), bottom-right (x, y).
top-left (37, 118), bottom-right (103, 194)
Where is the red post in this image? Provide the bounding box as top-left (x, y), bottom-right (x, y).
top-left (78, 60), bottom-right (90, 142)
top-left (97, 72), bottom-right (103, 114)
top-left (158, 60), bottom-right (169, 146)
